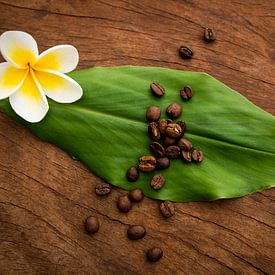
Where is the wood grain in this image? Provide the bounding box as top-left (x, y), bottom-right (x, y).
top-left (0, 0), bottom-right (274, 274)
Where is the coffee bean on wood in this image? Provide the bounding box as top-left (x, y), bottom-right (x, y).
top-left (129, 188), bottom-right (144, 202)
top-left (179, 45), bottom-right (193, 59)
top-left (204, 27), bottom-right (216, 42)
top-left (117, 195), bottom-right (132, 213)
top-left (146, 247), bottom-right (163, 262)
top-left (160, 201), bottom-right (175, 218)
top-left (85, 216), bottom-right (99, 234)
top-left (127, 225), bottom-right (146, 240)
top-left (95, 182), bottom-right (112, 196)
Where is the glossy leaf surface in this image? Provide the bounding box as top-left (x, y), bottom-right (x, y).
top-left (1, 66), bottom-right (274, 202)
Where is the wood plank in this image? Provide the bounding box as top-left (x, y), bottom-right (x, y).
top-left (0, 0), bottom-right (274, 274)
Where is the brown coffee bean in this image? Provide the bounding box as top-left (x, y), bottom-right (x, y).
top-left (85, 216), bottom-right (99, 234)
top-left (146, 247), bottom-right (163, 262)
top-left (192, 149), bottom-right (204, 163)
top-left (129, 188), bottom-right (144, 202)
top-left (126, 167), bottom-right (139, 182)
top-left (166, 145), bottom-right (181, 159)
top-left (204, 27), bottom-right (216, 42)
top-left (166, 103), bottom-right (182, 118)
top-left (150, 142), bottom-right (165, 158)
top-left (151, 174), bottom-right (165, 190)
top-left (156, 157), bottom-right (170, 170)
top-left (160, 201), bottom-right (175, 218)
top-left (181, 150), bottom-right (192, 163)
top-left (159, 119), bottom-right (174, 135)
top-left (159, 119), bottom-right (168, 135)
top-left (146, 106), bottom-right (161, 122)
top-left (150, 82), bottom-right (165, 97)
top-left (127, 225), bottom-right (146, 240)
top-left (165, 123), bottom-right (183, 139)
top-left (163, 136), bottom-right (177, 147)
top-left (148, 122), bottom-right (161, 141)
top-left (95, 182), bottom-right (112, 196)
top-left (176, 121), bottom-right (186, 133)
top-left (117, 195), bottom-right (132, 213)
top-left (178, 138), bottom-right (193, 151)
top-left (180, 86), bottom-right (192, 101)
top-left (138, 156), bottom-right (156, 172)
top-left (179, 45), bottom-right (193, 59)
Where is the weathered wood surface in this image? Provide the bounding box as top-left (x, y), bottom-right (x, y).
top-left (0, 0), bottom-right (274, 274)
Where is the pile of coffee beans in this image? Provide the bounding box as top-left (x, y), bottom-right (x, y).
top-left (127, 82), bottom-right (204, 194)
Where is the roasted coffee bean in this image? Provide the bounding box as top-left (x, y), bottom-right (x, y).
top-left (179, 45), bottom-right (193, 59)
top-left (176, 121), bottom-right (186, 133)
top-left (159, 119), bottom-right (174, 135)
top-left (192, 149), bottom-right (204, 163)
top-left (117, 195), bottom-right (132, 212)
top-left (151, 174), bottom-right (165, 190)
top-left (166, 103), bottom-right (182, 118)
top-left (146, 106), bottom-right (161, 122)
top-left (138, 156), bottom-right (156, 172)
top-left (85, 216), bottom-right (99, 234)
top-left (127, 225), bottom-right (146, 240)
top-left (148, 122), bottom-right (161, 141)
top-left (159, 119), bottom-right (168, 135)
top-left (150, 82), bottom-right (165, 97)
top-left (146, 247), bottom-right (163, 262)
top-left (181, 150), bottom-right (192, 163)
top-left (178, 138), bottom-right (193, 151)
top-left (95, 182), bottom-right (112, 196)
top-left (166, 119), bottom-right (173, 124)
top-left (180, 86), bottom-right (192, 101)
top-left (165, 123), bottom-right (183, 139)
top-left (163, 136), bottom-right (177, 147)
top-left (160, 201), bottom-right (175, 218)
top-left (126, 167), bottom-right (139, 182)
top-left (166, 145), bottom-right (181, 159)
top-left (204, 27), bottom-right (216, 42)
top-left (129, 188), bottom-right (144, 202)
top-left (150, 142), bottom-right (165, 158)
top-left (156, 157), bottom-right (170, 170)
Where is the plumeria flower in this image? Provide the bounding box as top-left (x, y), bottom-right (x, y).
top-left (0, 31), bottom-right (83, 122)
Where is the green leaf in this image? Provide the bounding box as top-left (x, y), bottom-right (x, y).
top-left (0, 66), bottom-right (274, 202)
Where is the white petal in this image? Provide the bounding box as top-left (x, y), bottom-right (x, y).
top-left (34, 45), bottom-right (79, 73)
top-left (0, 31), bottom-right (38, 68)
top-left (9, 70), bottom-right (49, 123)
top-left (34, 69), bottom-right (83, 103)
top-left (0, 62), bottom-right (28, 100)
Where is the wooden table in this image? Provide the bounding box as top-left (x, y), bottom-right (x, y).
top-left (0, 1), bottom-right (274, 274)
